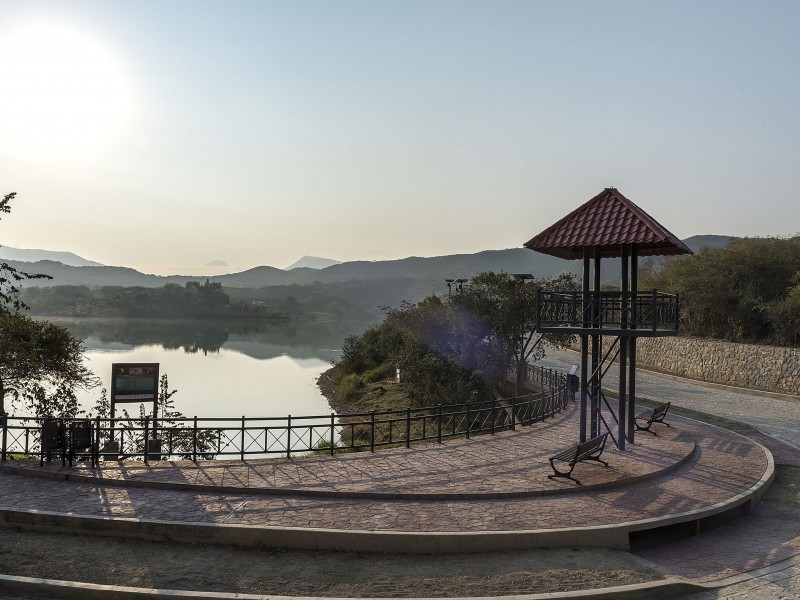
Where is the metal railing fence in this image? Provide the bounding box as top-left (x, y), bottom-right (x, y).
top-left (536, 289), bottom-right (680, 332)
top-left (1, 366), bottom-right (570, 464)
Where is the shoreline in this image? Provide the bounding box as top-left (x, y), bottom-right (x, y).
top-left (317, 363), bottom-right (414, 416)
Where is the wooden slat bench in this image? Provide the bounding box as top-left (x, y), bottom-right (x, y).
top-left (635, 401), bottom-right (671, 434)
top-left (548, 432), bottom-right (609, 485)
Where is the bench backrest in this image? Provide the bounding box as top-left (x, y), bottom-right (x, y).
top-left (576, 433), bottom-right (607, 460)
top-left (653, 402), bottom-right (670, 419)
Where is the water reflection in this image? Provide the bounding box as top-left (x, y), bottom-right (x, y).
top-left (53, 318), bottom-right (370, 361)
top-left (46, 318), bottom-right (374, 417)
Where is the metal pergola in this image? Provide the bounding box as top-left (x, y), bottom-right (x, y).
top-left (524, 188), bottom-right (693, 449)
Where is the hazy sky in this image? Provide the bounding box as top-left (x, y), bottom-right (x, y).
top-left (1, 1), bottom-right (798, 275)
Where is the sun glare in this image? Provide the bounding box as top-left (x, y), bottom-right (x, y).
top-left (0, 23), bottom-right (130, 155)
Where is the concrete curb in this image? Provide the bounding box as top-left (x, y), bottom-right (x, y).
top-left (0, 571), bottom-right (714, 600)
top-left (0, 433), bottom-right (773, 554)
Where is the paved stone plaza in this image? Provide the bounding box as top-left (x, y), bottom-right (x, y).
top-left (0, 358), bottom-right (799, 598)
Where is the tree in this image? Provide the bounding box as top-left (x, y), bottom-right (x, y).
top-left (385, 296), bottom-right (507, 403)
top-left (0, 306), bottom-right (99, 416)
top-left (641, 236), bottom-right (800, 344)
top-left (0, 193), bottom-right (51, 312)
top-left (450, 272), bottom-right (578, 394)
top-left (764, 278), bottom-right (800, 346)
top-left (331, 271), bottom-right (581, 408)
top-left (0, 193), bottom-right (98, 415)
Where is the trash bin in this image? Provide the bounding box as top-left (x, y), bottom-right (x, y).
top-left (146, 438), bottom-right (162, 462)
top-left (40, 418), bottom-right (65, 466)
top-left (567, 364), bottom-right (579, 400)
top-left (69, 420), bottom-right (94, 467)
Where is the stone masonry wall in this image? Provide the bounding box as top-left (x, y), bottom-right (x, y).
top-left (620, 337), bottom-right (800, 396)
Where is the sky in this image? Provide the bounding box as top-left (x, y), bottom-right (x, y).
top-left (0, 1), bottom-right (798, 275)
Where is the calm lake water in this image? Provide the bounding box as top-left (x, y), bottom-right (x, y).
top-left (49, 318), bottom-right (373, 419)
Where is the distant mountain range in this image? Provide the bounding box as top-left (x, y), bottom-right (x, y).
top-left (1, 235), bottom-right (733, 292)
top-left (285, 256), bottom-right (342, 270)
top-left (0, 245), bottom-right (103, 267)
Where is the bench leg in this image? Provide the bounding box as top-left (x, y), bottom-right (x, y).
top-left (548, 472), bottom-right (581, 485)
top-left (583, 456), bottom-right (609, 468)
top-left (548, 460), bottom-right (581, 485)
top-left (635, 423), bottom-right (658, 435)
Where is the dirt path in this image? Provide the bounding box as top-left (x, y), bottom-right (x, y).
top-left (0, 531), bottom-right (661, 598)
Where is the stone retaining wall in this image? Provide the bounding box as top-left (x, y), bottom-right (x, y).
top-left (609, 337), bottom-right (799, 396)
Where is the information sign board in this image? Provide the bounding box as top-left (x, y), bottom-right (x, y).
top-left (110, 363), bottom-right (159, 421)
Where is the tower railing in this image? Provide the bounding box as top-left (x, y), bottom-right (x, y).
top-left (536, 289), bottom-right (679, 335)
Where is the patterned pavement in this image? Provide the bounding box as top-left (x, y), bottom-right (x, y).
top-left (2, 350), bottom-right (799, 598)
top-left (542, 347), bottom-right (800, 599)
top-left (0, 406), bottom-right (766, 535)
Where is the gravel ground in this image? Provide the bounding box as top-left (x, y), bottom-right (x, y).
top-left (0, 533), bottom-right (662, 598)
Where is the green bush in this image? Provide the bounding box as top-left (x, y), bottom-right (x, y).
top-left (363, 363), bottom-right (395, 383)
top-left (336, 373), bottom-right (365, 403)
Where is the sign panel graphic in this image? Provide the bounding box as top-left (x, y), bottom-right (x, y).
top-left (111, 363), bottom-right (159, 403)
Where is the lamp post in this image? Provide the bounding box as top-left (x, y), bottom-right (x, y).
top-left (445, 278), bottom-right (469, 296)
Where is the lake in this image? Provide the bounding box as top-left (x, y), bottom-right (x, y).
top-left (48, 318), bottom-right (374, 419)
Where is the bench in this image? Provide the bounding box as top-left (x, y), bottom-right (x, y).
top-left (69, 420), bottom-right (96, 467)
top-left (548, 433), bottom-right (609, 485)
top-left (635, 401), bottom-right (671, 434)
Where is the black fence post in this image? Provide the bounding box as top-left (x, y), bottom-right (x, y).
top-left (330, 413), bottom-right (335, 456)
top-left (651, 289), bottom-right (658, 330)
top-left (287, 415), bottom-right (292, 458)
top-left (511, 397), bottom-right (516, 431)
top-left (60, 420), bottom-right (66, 467)
top-left (490, 400), bottom-right (496, 434)
top-left (437, 404), bottom-right (442, 443)
top-left (370, 411), bottom-right (375, 452)
top-left (68, 420), bottom-right (73, 469)
top-left (466, 404), bottom-right (471, 439)
top-left (240, 416), bottom-right (245, 461)
top-left (193, 416), bottom-right (198, 462)
top-left (406, 407), bottom-right (411, 448)
top-left (1, 414), bottom-right (7, 462)
top-left (94, 416), bottom-right (101, 467)
top-left (144, 416), bottom-right (150, 465)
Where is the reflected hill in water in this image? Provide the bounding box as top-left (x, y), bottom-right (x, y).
top-left (49, 318), bottom-right (375, 362)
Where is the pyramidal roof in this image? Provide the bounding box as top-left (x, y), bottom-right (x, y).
top-left (524, 188), bottom-right (694, 260)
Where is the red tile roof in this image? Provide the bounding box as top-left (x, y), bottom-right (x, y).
top-left (523, 188), bottom-right (694, 260)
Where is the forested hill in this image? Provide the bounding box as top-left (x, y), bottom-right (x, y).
top-left (7, 235), bottom-right (730, 290)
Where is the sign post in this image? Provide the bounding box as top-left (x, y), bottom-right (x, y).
top-left (111, 363), bottom-right (160, 430)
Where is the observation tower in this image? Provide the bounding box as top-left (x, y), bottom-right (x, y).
top-left (525, 188), bottom-right (693, 449)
